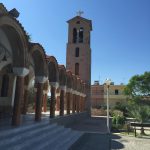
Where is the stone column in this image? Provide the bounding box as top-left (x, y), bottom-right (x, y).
top-left (66, 88), bottom-right (72, 115)
top-left (56, 96), bottom-right (60, 111)
top-left (83, 94), bottom-right (86, 111)
top-left (80, 95), bottom-right (84, 112)
top-left (66, 92), bottom-right (69, 115)
top-left (72, 91), bottom-right (75, 114)
top-left (43, 93), bottom-right (47, 112)
top-left (12, 67), bottom-right (29, 126)
top-left (72, 94), bottom-right (75, 113)
top-left (22, 88), bottom-right (29, 114)
top-left (35, 76), bottom-right (47, 121)
top-left (50, 86), bottom-right (56, 118)
top-left (76, 94), bottom-right (80, 113)
top-left (35, 83), bottom-right (44, 121)
top-left (59, 86), bottom-right (66, 116)
top-left (70, 93), bottom-right (73, 113)
top-left (74, 93), bottom-right (77, 113)
top-left (80, 96), bottom-right (82, 112)
top-left (78, 94), bottom-right (81, 112)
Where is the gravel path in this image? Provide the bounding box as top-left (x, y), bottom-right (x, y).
top-left (111, 134), bottom-right (150, 150)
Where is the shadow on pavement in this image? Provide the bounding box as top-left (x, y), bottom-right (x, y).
top-left (111, 140), bottom-right (124, 149)
top-left (69, 133), bottom-right (110, 150)
top-left (111, 134), bottom-right (122, 140)
top-left (111, 134), bottom-right (124, 149)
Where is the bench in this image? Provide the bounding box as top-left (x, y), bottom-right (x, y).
top-left (130, 122), bottom-right (150, 137)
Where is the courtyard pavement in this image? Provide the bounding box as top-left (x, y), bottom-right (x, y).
top-left (69, 116), bottom-right (150, 150)
top-left (111, 133), bottom-right (150, 150)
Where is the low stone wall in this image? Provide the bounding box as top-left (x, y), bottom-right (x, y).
top-left (49, 112), bottom-right (89, 127)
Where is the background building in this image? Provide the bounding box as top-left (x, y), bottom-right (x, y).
top-left (91, 81), bottom-right (128, 108)
top-left (91, 81), bottom-right (104, 107)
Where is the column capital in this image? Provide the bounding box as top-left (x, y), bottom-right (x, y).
top-left (71, 90), bottom-right (76, 94)
top-left (66, 88), bottom-right (73, 93)
top-left (75, 91), bottom-right (81, 96)
top-left (13, 67), bottom-right (29, 77)
top-left (24, 85), bottom-right (30, 91)
top-left (49, 82), bottom-right (59, 88)
top-left (43, 90), bottom-right (47, 94)
top-left (35, 76), bottom-right (48, 83)
top-left (83, 94), bottom-right (86, 97)
top-left (59, 85), bottom-right (66, 91)
top-left (56, 92), bottom-right (60, 97)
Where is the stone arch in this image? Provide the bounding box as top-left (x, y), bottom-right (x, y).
top-left (0, 15), bottom-right (29, 69)
top-left (72, 74), bottom-right (77, 91)
top-left (77, 77), bottom-right (82, 92)
top-left (0, 12), bottom-right (29, 124)
top-left (58, 65), bottom-right (66, 86)
top-left (47, 56), bottom-right (59, 83)
top-left (66, 70), bottom-right (73, 89)
top-left (73, 28), bottom-right (77, 43)
top-left (29, 43), bottom-right (48, 78)
top-left (79, 27), bottom-right (84, 43)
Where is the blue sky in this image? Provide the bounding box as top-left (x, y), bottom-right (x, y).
top-left (1, 0), bottom-right (150, 85)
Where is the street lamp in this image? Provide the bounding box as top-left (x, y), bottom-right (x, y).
top-left (105, 78), bottom-right (111, 133)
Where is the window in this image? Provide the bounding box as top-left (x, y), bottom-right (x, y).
top-left (115, 89), bottom-right (119, 95)
top-left (75, 47), bottom-right (79, 57)
top-left (79, 27), bottom-right (84, 43)
top-left (75, 63), bottom-right (79, 75)
top-left (1, 74), bottom-right (9, 97)
top-left (73, 28), bottom-right (77, 43)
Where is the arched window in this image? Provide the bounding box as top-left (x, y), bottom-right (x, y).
top-left (79, 27), bottom-right (84, 43)
top-left (75, 63), bottom-right (79, 75)
top-left (1, 74), bottom-right (9, 97)
top-left (75, 47), bottom-right (79, 57)
top-left (73, 28), bottom-right (77, 43)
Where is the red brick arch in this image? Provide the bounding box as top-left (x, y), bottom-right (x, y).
top-left (66, 70), bottom-right (73, 89)
top-left (47, 56), bottom-right (59, 83)
top-left (29, 43), bottom-right (47, 77)
top-left (58, 65), bottom-right (66, 86)
top-left (0, 15), bottom-right (29, 68)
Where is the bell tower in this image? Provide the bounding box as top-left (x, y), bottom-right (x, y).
top-left (66, 14), bottom-right (92, 85)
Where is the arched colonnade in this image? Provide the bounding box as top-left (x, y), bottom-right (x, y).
top-left (0, 4), bottom-right (87, 126)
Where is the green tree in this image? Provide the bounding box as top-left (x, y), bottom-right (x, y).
top-left (125, 72), bottom-right (150, 135)
top-left (124, 71), bottom-right (150, 103)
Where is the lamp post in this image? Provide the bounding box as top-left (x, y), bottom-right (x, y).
top-left (105, 78), bottom-right (111, 133)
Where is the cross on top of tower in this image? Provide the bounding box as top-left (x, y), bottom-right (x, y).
top-left (76, 10), bottom-right (84, 16)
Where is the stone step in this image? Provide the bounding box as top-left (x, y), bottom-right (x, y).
top-left (0, 120), bottom-right (50, 139)
top-left (9, 125), bottom-right (65, 150)
top-left (31, 128), bottom-right (72, 150)
top-left (56, 131), bottom-right (83, 150)
top-left (0, 123), bottom-right (57, 149)
top-left (0, 121), bottom-right (82, 150)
